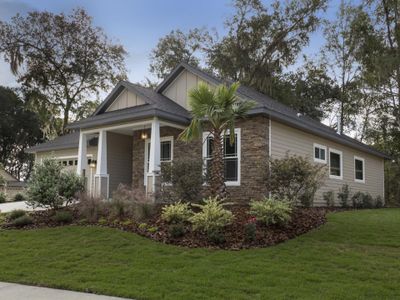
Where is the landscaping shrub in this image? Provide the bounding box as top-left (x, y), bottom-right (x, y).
top-left (168, 223), bottom-right (186, 238)
top-left (268, 154), bottom-right (326, 206)
top-left (351, 191), bottom-right (374, 209)
top-left (13, 193), bottom-right (25, 202)
top-left (375, 196), bottom-right (384, 208)
top-left (77, 193), bottom-right (106, 223)
top-left (0, 192), bottom-right (6, 203)
top-left (27, 158), bottom-right (84, 210)
top-left (249, 197), bottom-right (292, 226)
top-left (206, 229), bottom-right (226, 244)
top-left (9, 209), bottom-right (26, 220)
top-left (161, 201), bottom-right (192, 224)
top-left (338, 184), bottom-right (350, 208)
top-left (190, 197), bottom-right (233, 233)
top-left (323, 190), bottom-right (335, 207)
top-left (244, 217), bottom-right (257, 242)
top-left (161, 157), bottom-right (204, 202)
top-left (362, 193), bottom-right (374, 208)
top-left (53, 211), bottom-right (73, 224)
top-left (13, 215), bottom-right (33, 227)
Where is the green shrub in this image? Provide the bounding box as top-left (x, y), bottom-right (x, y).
top-left (161, 201), bottom-right (192, 224)
top-left (168, 223), bottom-right (186, 238)
top-left (77, 194), bottom-right (106, 223)
top-left (13, 215), bottom-right (33, 227)
top-left (9, 209), bottom-right (26, 220)
top-left (352, 192), bottom-right (374, 209)
top-left (190, 197), bottom-right (233, 233)
top-left (268, 154), bottom-right (326, 206)
top-left (98, 217), bottom-right (108, 225)
top-left (207, 229), bottom-right (225, 244)
top-left (53, 211), bottom-right (73, 224)
top-left (249, 198), bottom-right (292, 226)
top-left (338, 184), bottom-right (350, 208)
top-left (244, 220), bottom-right (257, 243)
top-left (138, 223), bottom-right (148, 230)
top-left (13, 193), bottom-right (25, 202)
top-left (147, 226), bottom-right (158, 233)
top-left (27, 158), bottom-right (84, 210)
top-left (323, 191), bottom-right (335, 207)
top-left (375, 196), bottom-right (384, 208)
top-left (0, 192), bottom-right (7, 203)
top-left (161, 157), bottom-right (204, 202)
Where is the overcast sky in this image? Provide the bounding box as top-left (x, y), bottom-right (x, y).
top-left (0, 0), bottom-right (343, 89)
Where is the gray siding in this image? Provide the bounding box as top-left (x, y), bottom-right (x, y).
top-left (107, 132), bottom-right (133, 194)
top-left (270, 120), bottom-right (385, 206)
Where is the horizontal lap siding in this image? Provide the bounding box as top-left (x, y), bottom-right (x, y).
top-left (271, 120), bottom-right (384, 206)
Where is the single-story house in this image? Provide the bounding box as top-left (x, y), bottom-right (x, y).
top-left (27, 63), bottom-right (390, 206)
top-left (0, 167), bottom-right (26, 200)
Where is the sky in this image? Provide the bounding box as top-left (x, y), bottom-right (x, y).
top-left (0, 0), bottom-right (343, 88)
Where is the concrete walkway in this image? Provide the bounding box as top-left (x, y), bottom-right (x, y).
top-left (0, 201), bottom-right (43, 213)
top-left (0, 282), bottom-right (131, 300)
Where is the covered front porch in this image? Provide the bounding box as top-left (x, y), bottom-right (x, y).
top-left (76, 118), bottom-right (186, 201)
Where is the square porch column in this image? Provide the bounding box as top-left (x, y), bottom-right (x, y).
top-left (147, 117), bottom-right (161, 201)
top-left (77, 132), bottom-right (87, 176)
top-left (94, 130), bottom-right (109, 199)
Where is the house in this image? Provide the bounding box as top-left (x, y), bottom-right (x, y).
top-left (0, 167), bottom-right (26, 200)
top-left (27, 63), bottom-right (389, 206)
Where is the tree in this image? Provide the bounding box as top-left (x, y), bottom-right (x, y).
top-left (149, 28), bottom-right (212, 79)
top-left (321, 1), bottom-right (362, 134)
top-left (179, 82), bottom-right (255, 198)
top-left (0, 8), bottom-right (127, 133)
top-left (0, 86), bottom-right (43, 180)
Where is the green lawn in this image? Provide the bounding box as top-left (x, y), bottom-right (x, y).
top-left (0, 209), bottom-right (399, 299)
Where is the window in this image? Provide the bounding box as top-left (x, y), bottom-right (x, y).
top-left (203, 129), bottom-right (241, 185)
top-left (313, 143), bottom-right (327, 163)
top-left (144, 137), bottom-right (173, 185)
top-left (354, 156), bottom-right (365, 183)
top-left (329, 149), bottom-right (343, 179)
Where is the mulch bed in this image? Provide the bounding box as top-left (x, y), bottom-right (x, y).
top-left (1, 205), bottom-right (329, 250)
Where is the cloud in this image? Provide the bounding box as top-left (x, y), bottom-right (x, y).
top-left (0, 0), bottom-right (34, 21)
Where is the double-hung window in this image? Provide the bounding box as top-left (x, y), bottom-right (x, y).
top-left (329, 148), bottom-right (343, 179)
top-left (203, 128), bottom-right (241, 186)
top-left (313, 143), bottom-right (327, 163)
top-left (144, 136), bottom-right (173, 185)
top-left (354, 156), bottom-right (365, 183)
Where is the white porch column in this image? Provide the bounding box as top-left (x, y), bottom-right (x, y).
top-left (77, 132), bottom-right (87, 176)
top-left (94, 130), bottom-right (109, 199)
top-left (147, 118), bottom-right (161, 200)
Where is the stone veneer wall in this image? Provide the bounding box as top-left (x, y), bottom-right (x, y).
top-left (131, 115), bottom-right (270, 203)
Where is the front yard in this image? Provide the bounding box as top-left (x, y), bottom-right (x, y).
top-left (0, 209), bottom-right (399, 299)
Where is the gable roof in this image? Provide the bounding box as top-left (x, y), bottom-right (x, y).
top-left (157, 63), bottom-right (390, 159)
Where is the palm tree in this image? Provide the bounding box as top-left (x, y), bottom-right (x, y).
top-left (179, 82), bottom-right (255, 198)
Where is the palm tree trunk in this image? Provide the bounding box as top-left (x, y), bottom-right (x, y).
top-left (210, 131), bottom-right (227, 198)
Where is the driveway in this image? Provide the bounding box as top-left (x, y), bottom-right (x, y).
top-left (0, 282), bottom-right (131, 300)
top-left (0, 201), bottom-right (43, 213)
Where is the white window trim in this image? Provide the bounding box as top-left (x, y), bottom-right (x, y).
top-left (354, 156), bottom-right (365, 183)
top-left (313, 143), bottom-right (327, 164)
top-left (202, 128), bottom-right (241, 186)
top-left (144, 136), bottom-right (174, 186)
top-left (329, 148), bottom-right (343, 180)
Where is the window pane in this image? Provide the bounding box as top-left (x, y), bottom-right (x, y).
top-left (320, 149), bottom-right (325, 160)
top-left (355, 159), bottom-right (363, 180)
top-left (315, 147), bottom-right (320, 159)
top-left (224, 134), bottom-right (237, 157)
top-left (330, 152), bottom-right (341, 176)
top-left (224, 158), bottom-right (238, 181)
top-left (161, 141), bottom-right (171, 161)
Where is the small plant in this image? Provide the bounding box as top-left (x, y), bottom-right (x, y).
top-left (207, 229), bottom-right (225, 244)
top-left (53, 210), bottom-right (73, 224)
top-left (120, 220), bottom-right (133, 226)
top-left (323, 191), bottom-right (335, 207)
top-left (77, 194), bottom-right (106, 223)
top-left (138, 223), bottom-right (148, 230)
top-left (168, 223), bottom-right (186, 238)
top-left (9, 209), bottom-right (26, 220)
top-left (244, 217), bottom-right (257, 243)
top-left (161, 201), bottom-right (192, 224)
top-left (375, 196), bottom-right (384, 208)
top-left (13, 215), bottom-right (33, 227)
top-left (352, 192), bottom-right (374, 209)
top-left (147, 226), bottom-right (158, 233)
top-left (362, 193), bottom-right (374, 208)
top-left (98, 217), bottom-right (108, 225)
top-left (189, 197), bottom-right (233, 233)
top-left (338, 184), bottom-right (350, 208)
top-left (0, 192), bottom-right (7, 203)
top-left (249, 198), bottom-right (292, 226)
top-left (13, 193), bottom-right (25, 202)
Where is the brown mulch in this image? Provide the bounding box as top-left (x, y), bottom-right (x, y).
top-left (1, 205), bottom-right (329, 250)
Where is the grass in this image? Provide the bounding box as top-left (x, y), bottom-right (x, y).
top-left (0, 209), bottom-right (399, 299)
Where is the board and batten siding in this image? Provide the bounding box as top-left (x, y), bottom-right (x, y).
top-left (106, 89), bottom-right (146, 112)
top-left (270, 120), bottom-right (384, 206)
